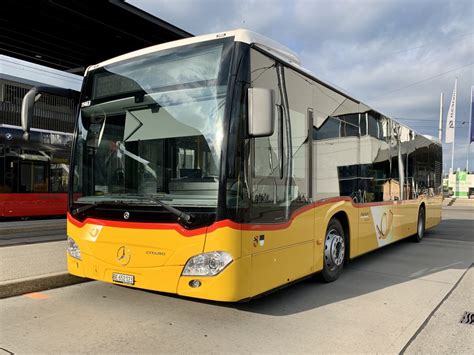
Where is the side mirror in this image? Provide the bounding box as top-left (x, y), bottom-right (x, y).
top-left (248, 87), bottom-right (274, 137)
top-left (21, 86), bottom-right (77, 141)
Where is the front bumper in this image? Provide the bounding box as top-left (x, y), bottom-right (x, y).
top-left (67, 253), bottom-right (251, 302)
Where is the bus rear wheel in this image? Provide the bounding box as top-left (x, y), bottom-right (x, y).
top-left (413, 206), bottom-right (425, 243)
top-left (321, 218), bottom-right (345, 282)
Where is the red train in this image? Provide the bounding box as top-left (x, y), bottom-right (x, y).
top-left (0, 125), bottom-right (72, 219)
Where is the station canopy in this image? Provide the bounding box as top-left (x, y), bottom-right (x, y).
top-left (1, 0), bottom-right (193, 75)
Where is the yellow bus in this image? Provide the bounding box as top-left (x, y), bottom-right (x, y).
top-left (22, 29), bottom-right (443, 301)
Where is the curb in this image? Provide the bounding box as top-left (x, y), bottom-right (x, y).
top-left (0, 272), bottom-right (91, 299)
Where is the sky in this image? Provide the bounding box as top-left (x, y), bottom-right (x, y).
top-left (130, 0), bottom-right (473, 172)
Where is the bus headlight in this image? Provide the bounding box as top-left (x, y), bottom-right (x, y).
top-left (67, 237), bottom-right (81, 260)
top-left (182, 251), bottom-right (233, 276)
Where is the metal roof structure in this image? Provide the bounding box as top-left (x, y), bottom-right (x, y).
top-left (1, 0), bottom-right (192, 75)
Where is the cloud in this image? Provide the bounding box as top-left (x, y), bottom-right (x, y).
top-left (129, 0), bottom-right (474, 171)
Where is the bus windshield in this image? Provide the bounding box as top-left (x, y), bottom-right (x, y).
top-left (71, 39), bottom-right (233, 210)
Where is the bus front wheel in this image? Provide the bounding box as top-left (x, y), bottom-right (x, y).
top-left (321, 218), bottom-right (345, 282)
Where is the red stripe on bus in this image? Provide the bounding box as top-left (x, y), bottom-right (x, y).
top-left (67, 213), bottom-right (210, 237)
top-left (66, 196), bottom-right (346, 235)
top-left (67, 196), bottom-right (423, 236)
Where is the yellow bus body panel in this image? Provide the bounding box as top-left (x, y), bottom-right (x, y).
top-left (67, 196), bottom-right (442, 302)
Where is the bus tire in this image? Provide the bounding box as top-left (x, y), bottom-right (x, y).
top-left (321, 218), bottom-right (345, 282)
top-left (413, 206), bottom-right (425, 243)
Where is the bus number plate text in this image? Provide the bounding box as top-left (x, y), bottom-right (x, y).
top-left (112, 272), bottom-right (135, 285)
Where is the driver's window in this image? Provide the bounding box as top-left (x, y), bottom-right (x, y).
top-left (249, 49), bottom-right (288, 223)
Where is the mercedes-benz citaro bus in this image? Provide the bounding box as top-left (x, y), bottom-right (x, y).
top-left (21, 29), bottom-right (442, 301)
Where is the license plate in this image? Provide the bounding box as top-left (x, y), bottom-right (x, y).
top-left (112, 272), bottom-right (135, 285)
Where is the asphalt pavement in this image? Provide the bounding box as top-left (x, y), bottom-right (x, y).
top-left (0, 206), bottom-right (472, 353)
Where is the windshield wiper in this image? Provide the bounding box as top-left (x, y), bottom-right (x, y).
top-left (71, 200), bottom-right (129, 215)
top-left (145, 196), bottom-right (194, 225)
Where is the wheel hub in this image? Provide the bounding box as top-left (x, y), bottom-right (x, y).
top-left (325, 229), bottom-right (345, 270)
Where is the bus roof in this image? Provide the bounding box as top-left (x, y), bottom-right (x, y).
top-left (86, 29), bottom-right (300, 73)
top-left (86, 29), bottom-right (441, 147)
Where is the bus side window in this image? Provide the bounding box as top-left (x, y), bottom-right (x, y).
top-left (358, 112), bottom-right (391, 202)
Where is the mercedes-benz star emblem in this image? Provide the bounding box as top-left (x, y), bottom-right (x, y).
top-left (123, 211), bottom-right (130, 220)
top-left (116, 246), bottom-right (131, 266)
